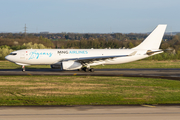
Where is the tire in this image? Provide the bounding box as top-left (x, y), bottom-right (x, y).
top-left (90, 68), bottom-right (94, 72)
top-left (84, 68), bottom-right (89, 72)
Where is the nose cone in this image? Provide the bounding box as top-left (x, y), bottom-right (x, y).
top-left (5, 55), bottom-right (9, 60)
top-left (5, 55), bottom-right (12, 62)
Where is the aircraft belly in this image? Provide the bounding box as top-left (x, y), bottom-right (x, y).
top-left (104, 55), bottom-right (148, 65)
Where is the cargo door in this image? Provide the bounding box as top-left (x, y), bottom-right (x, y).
top-left (20, 51), bottom-right (25, 59)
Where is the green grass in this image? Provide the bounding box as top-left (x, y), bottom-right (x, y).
top-left (0, 76), bottom-right (180, 106)
top-left (1, 60), bottom-right (180, 106)
top-left (1, 60), bottom-right (180, 69)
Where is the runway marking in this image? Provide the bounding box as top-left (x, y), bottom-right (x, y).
top-left (142, 105), bottom-right (156, 108)
top-left (27, 73), bottom-right (32, 76)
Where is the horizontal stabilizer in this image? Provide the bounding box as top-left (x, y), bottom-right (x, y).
top-left (146, 50), bottom-right (163, 55)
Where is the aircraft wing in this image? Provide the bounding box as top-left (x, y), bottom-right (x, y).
top-left (62, 51), bottom-right (137, 64)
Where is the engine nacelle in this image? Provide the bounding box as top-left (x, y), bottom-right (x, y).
top-left (62, 61), bottom-right (82, 70)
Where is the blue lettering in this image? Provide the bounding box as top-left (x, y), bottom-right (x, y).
top-left (49, 53), bottom-right (53, 57)
top-left (69, 51), bottom-right (88, 54)
top-left (28, 51), bottom-right (53, 60)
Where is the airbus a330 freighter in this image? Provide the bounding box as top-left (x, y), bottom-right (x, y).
top-left (5, 24), bottom-right (167, 72)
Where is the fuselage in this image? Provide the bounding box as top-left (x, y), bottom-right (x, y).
top-left (5, 49), bottom-right (149, 66)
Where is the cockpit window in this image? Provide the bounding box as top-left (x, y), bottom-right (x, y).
top-left (9, 53), bottom-right (17, 55)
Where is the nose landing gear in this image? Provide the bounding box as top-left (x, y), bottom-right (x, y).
top-left (22, 65), bottom-right (25, 72)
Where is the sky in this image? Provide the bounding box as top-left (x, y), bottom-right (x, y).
top-left (0, 0), bottom-right (180, 33)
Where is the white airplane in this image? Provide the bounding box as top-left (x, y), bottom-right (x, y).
top-left (5, 24), bottom-right (167, 72)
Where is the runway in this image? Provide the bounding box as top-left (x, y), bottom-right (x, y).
top-left (0, 68), bottom-right (180, 80)
top-left (0, 106), bottom-right (180, 120)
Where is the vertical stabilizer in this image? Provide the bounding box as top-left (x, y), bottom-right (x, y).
top-left (133, 24), bottom-right (167, 50)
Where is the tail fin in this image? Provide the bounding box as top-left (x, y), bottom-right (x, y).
top-left (133, 24), bottom-right (167, 50)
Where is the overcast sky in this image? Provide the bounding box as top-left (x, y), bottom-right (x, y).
top-left (0, 0), bottom-right (179, 33)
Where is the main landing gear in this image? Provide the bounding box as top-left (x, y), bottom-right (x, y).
top-left (78, 67), bottom-right (94, 72)
top-left (22, 65), bottom-right (25, 72)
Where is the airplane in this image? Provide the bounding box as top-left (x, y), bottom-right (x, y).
top-left (5, 24), bottom-right (167, 72)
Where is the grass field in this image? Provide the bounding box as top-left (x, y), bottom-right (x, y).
top-left (0, 76), bottom-right (180, 106)
top-left (1, 60), bottom-right (180, 69)
top-left (1, 60), bottom-right (180, 106)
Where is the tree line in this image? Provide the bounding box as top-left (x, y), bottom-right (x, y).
top-left (0, 32), bottom-right (180, 60)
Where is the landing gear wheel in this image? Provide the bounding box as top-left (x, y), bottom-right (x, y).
top-left (90, 68), bottom-right (94, 72)
top-left (84, 68), bottom-right (89, 72)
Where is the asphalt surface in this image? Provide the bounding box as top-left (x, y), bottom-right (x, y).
top-left (0, 106), bottom-right (180, 120)
top-left (0, 68), bottom-right (180, 80)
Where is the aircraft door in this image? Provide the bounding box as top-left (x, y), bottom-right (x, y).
top-left (20, 51), bottom-right (25, 59)
top-left (20, 51), bottom-right (28, 60)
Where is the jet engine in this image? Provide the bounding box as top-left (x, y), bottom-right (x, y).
top-left (62, 61), bottom-right (82, 70)
top-left (51, 61), bottom-right (82, 70)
